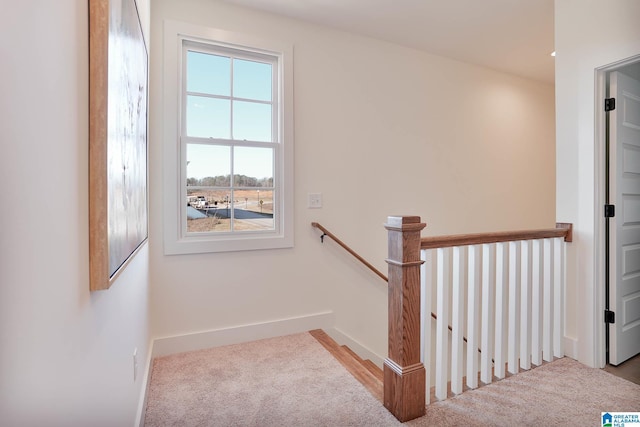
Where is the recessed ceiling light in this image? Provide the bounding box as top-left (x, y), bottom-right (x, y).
top-left (551, 51), bottom-right (556, 57)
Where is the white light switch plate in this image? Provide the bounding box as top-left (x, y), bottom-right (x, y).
top-left (308, 193), bottom-right (322, 208)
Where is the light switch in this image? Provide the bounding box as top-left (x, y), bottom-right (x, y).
top-left (308, 193), bottom-right (322, 208)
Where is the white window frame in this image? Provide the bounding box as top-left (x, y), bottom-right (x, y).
top-left (163, 20), bottom-right (294, 254)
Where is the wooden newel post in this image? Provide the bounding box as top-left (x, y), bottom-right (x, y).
top-left (384, 215), bottom-right (426, 422)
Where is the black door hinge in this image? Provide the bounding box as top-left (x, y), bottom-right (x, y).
top-left (605, 310), bottom-right (615, 324)
top-left (604, 204), bottom-right (615, 218)
top-left (605, 98), bottom-right (616, 111)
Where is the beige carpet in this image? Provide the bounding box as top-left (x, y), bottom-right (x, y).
top-left (145, 332), bottom-right (640, 426)
top-left (144, 333), bottom-right (400, 426)
top-left (410, 356), bottom-right (640, 426)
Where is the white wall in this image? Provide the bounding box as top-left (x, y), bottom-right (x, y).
top-left (0, 1), bottom-right (151, 426)
top-left (555, 0), bottom-right (640, 368)
top-left (150, 0), bottom-right (556, 359)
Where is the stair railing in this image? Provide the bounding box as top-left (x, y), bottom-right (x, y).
top-left (312, 218), bottom-right (572, 422)
top-left (384, 216), bottom-right (572, 421)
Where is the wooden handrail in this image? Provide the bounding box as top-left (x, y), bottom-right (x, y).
top-left (311, 222), bottom-right (443, 324)
top-left (311, 222), bottom-right (388, 282)
top-left (420, 222), bottom-right (573, 250)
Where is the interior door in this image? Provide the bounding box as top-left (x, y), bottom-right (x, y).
top-left (609, 70), bottom-right (640, 365)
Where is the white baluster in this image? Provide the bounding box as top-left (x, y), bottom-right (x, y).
top-left (421, 248), bottom-right (433, 404)
top-left (435, 247), bottom-right (450, 400)
top-left (466, 245), bottom-right (481, 389)
top-left (520, 240), bottom-right (531, 370)
top-left (494, 242), bottom-right (508, 379)
top-left (481, 243), bottom-right (495, 384)
top-left (531, 239), bottom-right (543, 366)
top-left (553, 238), bottom-right (565, 358)
top-left (543, 238), bottom-right (553, 362)
top-left (451, 246), bottom-right (466, 395)
top-left (508, 241), bottom-right (520, 374)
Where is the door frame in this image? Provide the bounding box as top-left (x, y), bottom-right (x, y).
top-left (594, 54), bottom-right (640, 368)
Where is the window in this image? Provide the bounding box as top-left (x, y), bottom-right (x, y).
top-left (163, 21), bottom-right (293, 254)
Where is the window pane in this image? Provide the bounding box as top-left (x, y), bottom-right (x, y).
top-left (187, 51), bottom-right (230, 96)
top-left (235, 189), bottom-right (274, 231)
top-left (187, 144), bottom-right (230, 186)
top-left (233, 101), bottom-right (272, 142)
top-left (233, 146), bottom-right (273, 187)
top-left (186, 189), bottom-right (232, 233)
top-left (233, 59), bottom-right (272, 101)
top-left (187, 96), bottom-right (230, 139)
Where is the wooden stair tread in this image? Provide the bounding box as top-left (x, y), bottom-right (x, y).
top-left (309, 329), bottom-right (383, 403)
top-left (362, 359), bottom-right (384, 382)
top-left (340, 344), bottom-right (383, 380)
top-left (340, 345), bottom-right (384, 382)
top-left (342, 345), bottom-right (384, 382)
top-left (341, 345), bottom-right (364, 363)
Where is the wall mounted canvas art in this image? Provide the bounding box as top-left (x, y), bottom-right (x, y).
top-left (89, 0), bottom-right (148, 291)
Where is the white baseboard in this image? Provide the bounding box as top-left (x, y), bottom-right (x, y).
top-left (324, 327), bottom-right (385, 368)
top-left (150, 311), bottom-right (335, 358)
top-left (135, 340), bottom-right (154, 427)
top-left (563, 335), bottom-right (578, 359)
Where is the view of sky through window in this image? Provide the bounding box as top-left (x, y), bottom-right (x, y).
top-left (185, 49), bottom-right (274, 181)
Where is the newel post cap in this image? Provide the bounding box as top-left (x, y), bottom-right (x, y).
top-left (384, 216), bottom-right (426, 232)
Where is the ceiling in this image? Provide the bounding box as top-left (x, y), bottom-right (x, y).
top-left (221, 0), bottom-right (556, 84)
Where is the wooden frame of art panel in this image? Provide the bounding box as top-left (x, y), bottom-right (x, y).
top-left (89, 0), bottom-right (148, 291)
